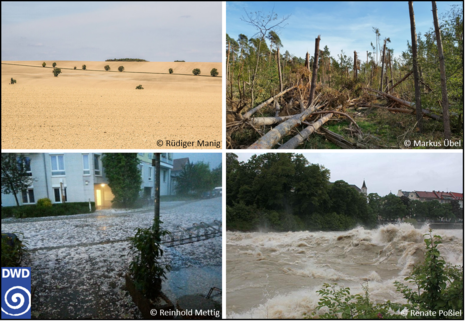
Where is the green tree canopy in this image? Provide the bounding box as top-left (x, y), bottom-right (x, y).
top-left (1, 154), bottom-right (34, 207)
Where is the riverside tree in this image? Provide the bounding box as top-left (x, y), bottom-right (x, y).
top-left (101, 153), bottom-right (142, 208)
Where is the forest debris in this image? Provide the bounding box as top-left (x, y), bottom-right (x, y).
top-left (278, 113), bottom-right (333, 149)
top-left (309, 110), bottom-right (361, 131)
top-left (319, 128), bottom-right (367, 149)
top-left (248, 95), bottom-right (326, 149)
top-left (242, 86), bottom-right (297, 119)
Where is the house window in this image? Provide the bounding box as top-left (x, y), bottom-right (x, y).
top-left (53, 187), bottom-right (67, 203)
top-left (163, 170), bottom-right (166, 183)
top-left (22, 189), bottom-right (35, 204)
top-left (51, 155), bottom-right (65, 176)
top-left (162, 153), bottom-right (167, 158)
top-left (94, 155), bottom-right (101, 176)
top-left (83, 154), bottom-right (90, 175)
top-left (148, 167), bottom-right (152, 181)
top-left (24, 157), bottom-right (32, 176)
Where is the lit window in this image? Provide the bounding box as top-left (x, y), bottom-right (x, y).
top-left (51, 155), bottom-right (65, 176)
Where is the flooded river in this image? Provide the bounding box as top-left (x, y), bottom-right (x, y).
top-left (226, 223), bottom-right (463, 318)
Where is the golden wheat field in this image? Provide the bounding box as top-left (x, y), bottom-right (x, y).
top-left (1, 61), bottom-right (222, 149)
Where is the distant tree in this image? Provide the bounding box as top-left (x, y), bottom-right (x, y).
top-left (42, 62), bottom-right (46, 67)
top-left (10, 78), bottom-right (16, 84)
top-left (210, 68), bottom-right (219, 77)
top-left (169, 68), bottom-right (173, 74)
top-left (192, 68), bottom-right (201, 76)
top-left (135, 84), bottom-right (144, 90)
top-left (101, 154), bottom-right (142, 208)
top-left (450, 200), bottom-right (463, 221)
top-left (118, 66), bottom-right (124, 72)
top-left (175, 162), bottom-right (214, 196)
top-left (104, 65), bottom-right (110, 71)
top-left (74, 66), bottom-right (76, 70)
top-left (211, 163), bottom-right (222, 187)
top-left (52, 68), bottom-right (61, 77)
top-left (380, 193), bottom-right (407, 221)
top-left (52, 62), bottom-right (57, 68)
top-left (82, 64), bottom-right (87, 70)
top-left (1, 154), bottom-right (34, 207)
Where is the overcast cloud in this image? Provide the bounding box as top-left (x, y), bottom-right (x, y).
top-left (233, 152), bottom-right (463, 197)
top-left (2, 2), bottom-right (221, 62)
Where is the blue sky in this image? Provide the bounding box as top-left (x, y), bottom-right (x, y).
top-left (1, 2), bottom-right (221, 62)
top-left (234, 152), bottom-right (463, 197)
top-left (227, 1), bottom-right (462, 60)
top-left (174, 153), bottom-right (222, 170)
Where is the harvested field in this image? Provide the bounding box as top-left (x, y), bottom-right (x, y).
top-left (2, 61), bottom-right (222, 149)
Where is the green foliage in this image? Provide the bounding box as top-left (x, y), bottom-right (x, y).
top-left (118, 66), bottom-right (124, 72)
top-left (104, 65), bottom-right (110, 71)
top-left (42, 62), bottom-right (46, 67)
top-left (52, 62), bottom-right (56, 67)
top-left (82, 64), bottom-right (86, 70)
top-left (395, 231), bottom-right (464, 314)
top-left (10, 78), bottom-right (16, 84)
top-left (311, 283), bottom-right (404, 319)
top-left (1, 202), bottom-right (96, 219)
top-left (210, 68), bottom-right (219, 77)
top-left (74, 66), bottom-right (76, 70)
top-left (52, 68), bottom-right (61, 77)
top-left (192, 68), bottom-right (201, 76)
top-left (175, 161), bottom-right (218, 197)
top-left (1, 233), bottom-right (25, 267)
top-left (169, 68), bottom-right (173, 74)
top-left (105, 58), bottom-right (147, 62)
top-left (1, 154), bottom-right (34, 207)
top-left (135, 84), bottom-right (144, 90)
top-left (129, 221), bottom-right (171, 298)
top-left (37, 198), bottom-right (52, 208)
top-left (101, 154), bottom-right (142, 208)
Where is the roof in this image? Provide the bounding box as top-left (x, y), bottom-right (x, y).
top-left (415, 191), bottom-right (439, 199)
top-left (451, 192), bottom-right (463, 200)
top-left (350, 185), bottom-right (361, 192)
top-left (172, 158), bottom-right (189, 172)
top-left (362, 180), bottom-right (367, 189)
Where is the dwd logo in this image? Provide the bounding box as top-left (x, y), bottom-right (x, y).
top-left (1, 268), bottom-right (31, 319)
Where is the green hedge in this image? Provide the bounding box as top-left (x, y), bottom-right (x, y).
top-left (1, 202), bottom-right (96, 219)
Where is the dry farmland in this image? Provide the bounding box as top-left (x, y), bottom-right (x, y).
top-left (2, 61), bottom-right (222, 149)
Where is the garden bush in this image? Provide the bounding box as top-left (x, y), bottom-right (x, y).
top-left (210, 68), bottom-right (218, 77)
top-left (10, 78), bottom-right (16, 84)
top-left (37, 198), bottom-right (52, 208)
top-left (52, 62), bottom-right (57, 68)
top-left (82, 64), bottom-right (86, 70)
top-left (192, 68), bottom-right (201, 76)
top-left (136, 84), bottom-right (144, 90)
top-left (104, 65), bottom-right (110, 71)
top-left (1, 233), bottom-right (25, 267)
top-left (53, 68), bottom-right (61, 77)
top-left (42, 62), bottom-right (46, 67)
top-left (118, 66), bottom-right (124, 72)
top-left (169, 68), bottom-right (173, 74)
top-left (1, 202), bottom-right (96, 219)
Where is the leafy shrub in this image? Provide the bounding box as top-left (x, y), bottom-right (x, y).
top-left (52, 62), bottom-right (57, 68)
top-left (169, 68), bottom-right (173, 74)
top-left (37, 198), bottom-right (52, 208)
top-left (118, 66), bottom-right (124, 72)
top-left (105, 58), bottom-right (147, 62)
top-left (0, 202), bottom-right (96, 219)
top-left (82, 64), bottom-right (86, 70)
top-left (210, 68), bottom-right (219, 77)
top-left (104, 65), bottom-right (110, 71)
top-left (10, 78), bottom-right (16, 84)
top-left (192, 68), bottom-right (201, 76)
top-left (129, 221), bottom-right (171, 298)
top-left (74, 66), bottom-right (76, 70)
top-left (1, 233), bottom-right (25, 267)
top-left (53, 68), bottom-right (61, 77)
top-left (42, 62), bottom-right (46, 67)
top-left (136, 84), bottom-right (144, 90)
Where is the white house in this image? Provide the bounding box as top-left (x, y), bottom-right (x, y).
top-left (1, 153), bottom-right (174, 209)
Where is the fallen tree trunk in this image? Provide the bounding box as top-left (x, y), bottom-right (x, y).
top-left (242, 86), bottom-right (297, 119)
top-left (248, 97), bottom-right (326, 149)
top-left (309, 110), bottom-right (361, 130)
top-left (278, 113), bottom-right (333, 149)
top-left (389, 71), bottom-right (413, 92)
top-left (250, 115), bottom-right (295, 126)
top-left (365, 88), bottom-right (442, 120)
top-left (319, 128), bottom-right (367, 149)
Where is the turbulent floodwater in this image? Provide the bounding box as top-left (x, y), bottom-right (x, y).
top-left (226, 223), bottom-right (463, 319)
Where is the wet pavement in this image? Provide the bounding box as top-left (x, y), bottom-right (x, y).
top-left (1, 198), bottom-right (222, 319)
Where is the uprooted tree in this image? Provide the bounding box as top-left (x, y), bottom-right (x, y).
top-left (226, 5), bottom-right (463, 149)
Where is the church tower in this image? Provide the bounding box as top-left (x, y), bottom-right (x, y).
top-left (361, 180), bottom-right (367, 196)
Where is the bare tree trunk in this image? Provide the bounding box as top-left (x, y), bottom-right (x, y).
top-left (305, 52), bottom-right (310, 71)
top-left (379, 40), bottom-right (386, 91)
top-left (432, 2), bottom-right (452, 139)
top-left (227, 41), bottom-right (230, 81)
top-left (308, 36), bottom-right (321, 107)
top-left (277, 47), bottom-right (283, 93)
top-left (409, 1), bottom-right (423, 131)
top-left (242, 85), bottom-right (297, 119)
top-left (354, 51), bottom-right (358, 80)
